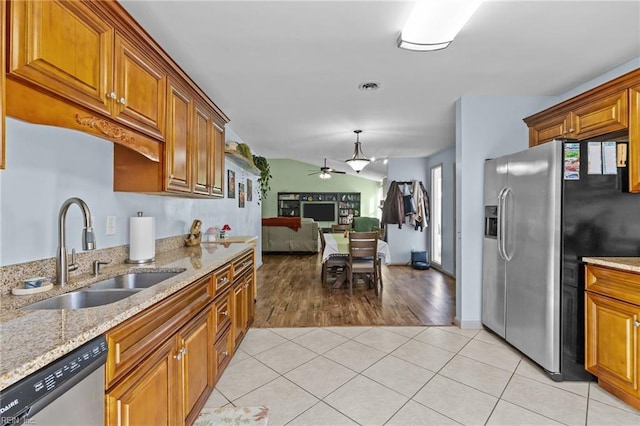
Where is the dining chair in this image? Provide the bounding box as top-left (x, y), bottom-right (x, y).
top-left (346, 231), bottom-right (379, 296)
top-left (319, 229), bottom-right (347, 285)
top-left (331, 224), bottom-right (351, 233)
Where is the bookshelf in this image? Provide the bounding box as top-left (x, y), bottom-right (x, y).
top-left (277, 192), bottom-right (360, 225)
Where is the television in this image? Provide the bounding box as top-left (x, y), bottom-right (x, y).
top-left (302, 202), bottom-right (336, 222)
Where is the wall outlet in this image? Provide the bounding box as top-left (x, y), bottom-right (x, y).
top-left (106, 216), bottom-right (116, 235)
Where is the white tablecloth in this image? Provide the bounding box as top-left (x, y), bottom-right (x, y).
top-left (322, 233), bottom-right (391, 264)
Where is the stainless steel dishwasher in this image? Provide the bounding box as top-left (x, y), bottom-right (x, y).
top-left (0, 336), bottom-right (107, 425)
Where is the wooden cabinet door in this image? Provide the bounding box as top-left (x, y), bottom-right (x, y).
top-left (233, 278), bottom-right (248, 348)
top-left (573, 91), bottom-right (628, 140)
top-left (113, 34), bottom-right (166, 139)
top-left (179, 307), bottom-right (214, 425)
top-left (106, 337), bottom-right (181, 426)
top-left (8, 0), bottom-right (113, 115)
top-left (1, 0), bottom-right (6, 169)
top-left (528, 112), bottom-right (574, 146)
top-left (214, 329), bottom-right (234, 381)
top-left (165, 79), bottom-right (192, 193)
top-left (585, 292), bottom-right (639, 395)
top-left (246, 272), bottom-right (256, 326)
top-left (211, 123), bottom-right (225, 197)
top-left (193, 102), bottom-right (213, 196)
top-left (629, 85), bottom-right (640, 193)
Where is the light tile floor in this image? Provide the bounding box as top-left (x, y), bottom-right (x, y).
top-left (203, 326), bottom-right (640, 426)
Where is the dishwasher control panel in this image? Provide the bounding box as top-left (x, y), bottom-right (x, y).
top-left (0, 336), bottom-right (107, 424)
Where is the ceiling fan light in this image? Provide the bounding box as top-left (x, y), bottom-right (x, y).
top-left (398, 0), bottom-right (483, 51)
top-left (319, 171), bottom-right (331, 179)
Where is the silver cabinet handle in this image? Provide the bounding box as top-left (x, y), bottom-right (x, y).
top-left (218, 276), bottom-right (229, 285)
top-left (117, 97), bottom-right (126, 105)
top-left (220, 350), bottom-right (229, 357)
top-left (634, 320), bottom-right (640, 327)
top-left (173, 346), bottom-right (187, 360)
top-left (221, 310), bottom-right (228, 316)
top-left (107, 92), bottom-right (117, 99)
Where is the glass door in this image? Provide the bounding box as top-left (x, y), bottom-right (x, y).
top-left (430, 164), bottom-right (443, 267)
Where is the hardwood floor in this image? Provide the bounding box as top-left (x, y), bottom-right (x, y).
top-left (253, 253), bottom-right (456, 327)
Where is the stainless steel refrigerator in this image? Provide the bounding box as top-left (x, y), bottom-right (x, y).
top-left (482, 139), bottom-right (640, 381)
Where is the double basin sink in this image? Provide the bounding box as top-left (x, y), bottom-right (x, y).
top-left (24, 271), bottom-right (183, 310)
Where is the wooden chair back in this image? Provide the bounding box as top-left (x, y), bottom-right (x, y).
top-left (348, 231), bottom-right (378, 260)
top-left (319, 229), bottom-right (326, 251)
top-left (331, 224), bottom-right (351, 233)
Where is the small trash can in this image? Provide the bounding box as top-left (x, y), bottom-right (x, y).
top-left (410, 251), bottom-right (430, 270)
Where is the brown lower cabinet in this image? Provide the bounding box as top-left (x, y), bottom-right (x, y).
top-left (585, 264), bottom-right (640, 410)
top-left (105, 250), bottom-right (254, 426)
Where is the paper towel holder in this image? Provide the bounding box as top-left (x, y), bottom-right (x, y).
top-left (126, 211), bottom-right (156, 264)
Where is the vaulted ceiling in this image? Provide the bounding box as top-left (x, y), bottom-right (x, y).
top-left (120, 0), bottom-right (640, 180)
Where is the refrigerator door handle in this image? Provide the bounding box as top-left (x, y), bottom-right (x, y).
top-left (501, 187), bottom-right (513, 261)
top-left (497, 188), bottom-right (507, 260)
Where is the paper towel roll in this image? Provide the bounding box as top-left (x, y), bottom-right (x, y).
top-left (129, 215), bottom-right (155, 262)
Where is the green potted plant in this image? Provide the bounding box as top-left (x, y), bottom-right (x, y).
top-left (252, 155), bottom-right (271, 202)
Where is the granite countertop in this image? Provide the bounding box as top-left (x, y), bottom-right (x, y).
top-left (0, 242), bottom-right (253, 391)
top-left (582, 257), bottom-right (640, 274)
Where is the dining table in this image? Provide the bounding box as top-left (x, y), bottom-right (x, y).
top-left (322, 232), bottom-right (391, 289)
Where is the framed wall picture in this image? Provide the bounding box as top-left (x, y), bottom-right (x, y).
top-left (239, 182), bottom-right (245, 208)
top-left (247, 179), bottom-right (253, 201)
top-left (227, 170), bottom-right (236, 198)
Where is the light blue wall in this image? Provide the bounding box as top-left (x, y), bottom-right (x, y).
top-left (455, 95), bottom-right (553, 328)
top-left (385, 157), bottom-right (429, 265)
top-left (0, 118), bottom-right (262, 267)
top-left (454, 58), bottom-right (640, 328)
top-left (425, 147), bottom-right (456, 276)
top-left (263, 158), bottom-right (381, 228)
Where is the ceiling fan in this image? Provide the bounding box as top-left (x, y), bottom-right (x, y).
top-left (308, 158), bottom-right (346, 179)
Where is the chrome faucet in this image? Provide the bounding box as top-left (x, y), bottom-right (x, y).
top-left (56, 197), bottom-right (96, 286)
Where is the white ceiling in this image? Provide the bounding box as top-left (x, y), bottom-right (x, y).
top-left (120, 0), bottom-right (640, 181)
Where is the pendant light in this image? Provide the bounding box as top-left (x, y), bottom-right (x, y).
top-left (345, 130), bottom-right (370, 173)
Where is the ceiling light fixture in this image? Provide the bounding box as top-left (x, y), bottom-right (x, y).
top-left (319, 171), bottom-right (331, 180)
top-left (397, 0), bottom-right (483, 51)
top-left (345, 130), bottom-right (370, 173)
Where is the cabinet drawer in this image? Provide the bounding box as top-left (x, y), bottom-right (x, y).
top-left (585, 265), bottom-right (640, 305)
top-left (212, 263), bottom-right (232, 293)
top-left (232, 252), bottom-right (253, 278)
top-left (105, 273), bottom-right (213, 388)
top-left (213, 289), bottom-right (232, 337)
top-left (214, 329), bottom-right (233, 380)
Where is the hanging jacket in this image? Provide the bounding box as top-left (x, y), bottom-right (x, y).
top-left (381, 181), bottom-right (405, 228)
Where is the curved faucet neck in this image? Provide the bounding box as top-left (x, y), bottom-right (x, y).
top-left (56, 197), bottom-right (95, 286)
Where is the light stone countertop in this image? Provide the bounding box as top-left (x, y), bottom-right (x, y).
top-left (0, 242), bottom-right (253, 391)
top-left (582, 257), bottom-right (640, 273)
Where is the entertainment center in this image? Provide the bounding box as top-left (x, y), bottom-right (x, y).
top-left (278, 192), bottom-right (361, 225)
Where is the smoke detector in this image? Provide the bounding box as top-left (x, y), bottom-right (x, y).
top-left (358, 81), bottom-right (380, 91)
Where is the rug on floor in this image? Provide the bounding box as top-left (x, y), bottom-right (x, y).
top-left (194, 406), bottom-right (269, 426)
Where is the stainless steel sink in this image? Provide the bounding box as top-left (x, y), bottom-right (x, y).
top-left (23, 271), bottom-right (184, 310)
top-left (86, 271), bottom-right (182, 290)
top-left (23, 289), bottom-right (140, 310)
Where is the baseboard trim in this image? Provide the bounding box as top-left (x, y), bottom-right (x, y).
top-left (454, 318), bottom-right (483, 330)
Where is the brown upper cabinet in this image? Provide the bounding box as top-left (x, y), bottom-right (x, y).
top-left (524, 68), bottom-right (640, 193)
top-left (5, 0), bottom-right (229, 197)
top-left (630, 84), bottom-right (640, 193)
top-left (113, 76), bottom-right (226, 197)
top-left (8, 0), bottom-right (165, 141)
